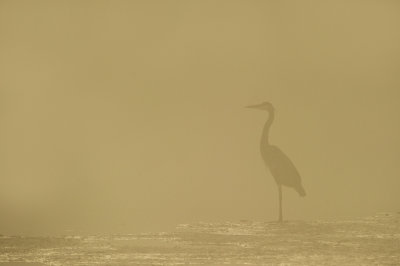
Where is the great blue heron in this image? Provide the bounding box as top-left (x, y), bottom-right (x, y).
top-left (246, 102), bottom-right (306, 222)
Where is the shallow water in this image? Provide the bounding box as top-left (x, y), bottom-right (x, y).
top-left (1, 213), bottom-right (399, 265)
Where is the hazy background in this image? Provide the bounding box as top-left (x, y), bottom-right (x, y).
top-left (0, 0), bottom-right (399, 235)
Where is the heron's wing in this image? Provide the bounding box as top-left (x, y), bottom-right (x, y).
top-left (263, 145), bottom-right (303, 188)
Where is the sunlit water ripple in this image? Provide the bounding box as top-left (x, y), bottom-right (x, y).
top-left (0, 213), bottom-right (399, 265)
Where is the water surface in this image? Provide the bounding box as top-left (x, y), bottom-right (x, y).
top-left (1, 213), bottom-right (399, 265)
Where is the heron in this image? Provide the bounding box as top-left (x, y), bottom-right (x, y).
top-left (246, 102), bottom-right (306, 222)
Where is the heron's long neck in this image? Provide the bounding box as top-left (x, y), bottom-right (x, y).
top-left (261, 110), bottom-right (274, 147)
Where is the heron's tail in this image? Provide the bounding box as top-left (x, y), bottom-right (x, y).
top-left (295, 185), bottom-right (306, 197)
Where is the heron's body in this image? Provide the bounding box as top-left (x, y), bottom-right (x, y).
top-left (262, 145), bottom-right (306, 197)
top-left (247, 102), bottom-right (305, 222)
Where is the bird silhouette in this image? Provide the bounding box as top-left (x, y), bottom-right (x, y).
top-left (246, 102), bottom-right (306, 222)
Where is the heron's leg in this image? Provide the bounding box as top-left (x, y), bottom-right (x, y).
top-left (278, 185), bottom-right (283, 223)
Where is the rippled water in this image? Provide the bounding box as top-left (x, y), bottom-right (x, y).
top-left (1, 213), bottom-right (399, 265)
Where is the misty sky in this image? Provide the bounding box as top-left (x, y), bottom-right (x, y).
top-left (0, 0), bottom-right (399, 235)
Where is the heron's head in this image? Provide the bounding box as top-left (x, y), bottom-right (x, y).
top-left (245, 102), bottom-right (274, 112)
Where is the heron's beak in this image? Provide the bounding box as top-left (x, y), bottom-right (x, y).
top-left (245, 103), bottom-right (264, 110)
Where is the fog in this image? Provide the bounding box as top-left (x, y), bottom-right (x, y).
top-left (0, 0), bottom-right (399, 235)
